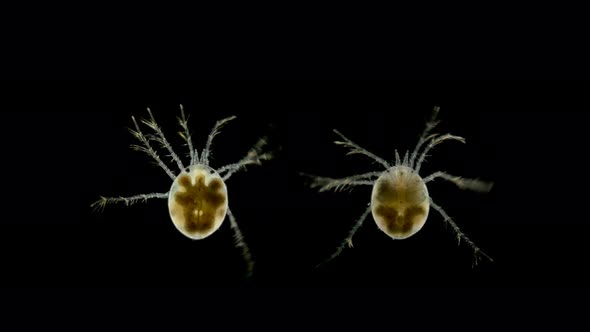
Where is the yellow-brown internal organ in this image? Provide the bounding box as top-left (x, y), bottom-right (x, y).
top-left (373, 204), bottom-right (428, 238)
top-left (171, 173), bottom-right (227, 238)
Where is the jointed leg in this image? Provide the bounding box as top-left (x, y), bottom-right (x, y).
top-left (91, 192), bottom-right (169, 212)
top-left (424, 171), bottom-right (494, 193)
top-left (414, 134), bottom-right (465, 173)
top-left (333, 129), bottom-right (391, 169)
top-left (409, 106), bottom-right (441, 168)
top-left (129, 116), bottom-right (176, 180)
top-left (302, 171), bottom-right (381, 192)
top-left (429, 198), bottom-right (493, 266)
top-left (218, 137), bottom-right (272, 181)
top-left (227, 208), bottom-right (255, 277)
top-left (141, 108), bottom-right (185, 171)
top-left (201, 116), bottom-right (237, 166)
top-left (177, 104), bottom-right (198, 166)
top-left (317, 204), bottom-right (372, 268)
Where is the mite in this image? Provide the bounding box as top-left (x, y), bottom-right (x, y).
top-left (304, 107), bottom-right (493, 267)
top-left (92, 106), bottom-right (272, 276)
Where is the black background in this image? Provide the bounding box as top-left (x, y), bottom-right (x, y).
top-left (2, 1), bottom-right (589, 326)
top-left (1, 81), bottom-right (588, 293)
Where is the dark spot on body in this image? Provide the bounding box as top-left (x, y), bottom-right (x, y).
top-left (185, 215), bottom-right (214, 233)
top-left (375, 204), bottom-right (427, 235)
top-left (374, 179), bottom-right (398, 202)
top-left (208, 178), bottom-right (223, 192)
top-left (178, 175), bottom-right (192, 187)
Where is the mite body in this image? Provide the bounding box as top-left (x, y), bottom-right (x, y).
top-left (169, 165), bottom-right (228, 240)
top-left (371, 166), bottom-right (430, 240)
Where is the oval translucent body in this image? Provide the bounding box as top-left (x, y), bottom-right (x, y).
top-left (168, 164), bottom-right (228, 240)
top-left (371, 166), bottom-right (430, 239)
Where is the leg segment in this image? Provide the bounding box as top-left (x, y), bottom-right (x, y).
top-left (226, 208), bottom-right (255, 277)
top-left (177, 104), bottom-right (198, 166)
top-left (129, 116), bottom-right (176, 180)
top-left (91, 192), bottom-right (169, 212)
top-left (141, 108), bottom-right (185, 171)
top-left (317, 204), bottom-right (372, 268)
top-left (301, 171), bottom-right (381, 192)
top-left (333, 129), bottom-right (390, 169)
top-left (201, 116), bottom-right (237, 166)
top-left (414, 134), bottom-right (465, 173)
top-left (218, 137), bottom-right (272, 181)
top-left (409, 106), bottom-right (441, 168)
top-left (429, 198), bottom-right (493, 266)
top-left (424, 171), bottom-right (494, 192)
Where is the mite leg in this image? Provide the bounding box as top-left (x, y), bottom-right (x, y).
top-left (423, 171), bottom-right (494, 193)
top-left (333, 129), bottom-right (390, 169)
top-left (409, 106), bottom-right (441, 168)
top-left (429, 198), bottom-right (493, 267)
top-left (227, 208), bottom-right (255, 277)
top-left (129, 116), bottom-right (176, 180)
top-left (201, 116), bottom-right (237, 166)
top-left (141, 108), bottom-right (184, 171)
top-left (414, 134), bottom-right (466, 173)
top-left (301, 171), bottom-right (381, 192)
top-left (91, 192), bottom-right (169, 212)
top-left (218, 137), bottom-right (272, 181)
top-left (409, 107), bottom-right (467, 172)
top-left (317, 204), bottom-right (372, 268)
top-left (177, 105), bottom-right (198, 166)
